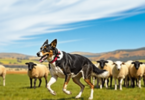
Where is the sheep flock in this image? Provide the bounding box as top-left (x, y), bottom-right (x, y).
top-left (94, 60), bottom-right (145, 90)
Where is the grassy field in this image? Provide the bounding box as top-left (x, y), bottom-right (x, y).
top-left (0, 74), bottom-right (145, 100)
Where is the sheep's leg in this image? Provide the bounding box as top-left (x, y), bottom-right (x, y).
top-left (131, 78), bottom-right (135, 88)
top-left (30, 78), bottom-right (32, 88)
top-left (96, 77), bottom-right (100, 88)
top-left (3, 75), bottom-right (5, 86)
top-left (62, 74), bottom-right (72, 95)
top-left (114, 78), bottom-right (117, 90)
top-left (110, 76), bottom-right (112, 87)
top-left (44, 76), bottom-right (48, 87)
top-left (72, 74), bottom-right (85, 99)
top-left (123, 79), bottom-right (125, 87)
top-left (47, 76), bottom-right (58, 95)
top-left (127, 76), bottom-right (130, 87)
top-left (102, 78), bottom-right (104, 87)
top-left (105, 78), bottom-right (108, 88)
top-left (138, 76), bottom-right (142, 88)
top-left (34, 77), bottom-right (37, 89)
top-left (136, 79), bottom-right (138, 86)
top-left (118, 79), bottom-right (120, 87)
top-left (99, 78), bottom-right (102, 89)
top-left (119, 78), bottom-right (123, 90)
top-left (38, 79), bottom-right (42, 87)
top-left (143, 78), bottom-right (145, 86)
top-left (125, 77), bottom-right (128, 87)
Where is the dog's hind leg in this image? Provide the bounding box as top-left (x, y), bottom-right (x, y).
top-left (72, 73), bottom-right (85, 99)
top-left (82, 64), bottom-right (94, 100)
top-left (47, 76), bottom-right (58, 95)
top-left (62, 74), bottom-right (72, 95)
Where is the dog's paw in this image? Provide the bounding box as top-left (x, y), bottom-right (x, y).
top-left (63, 90), bottom-right (72, 95)
top-left (88, 96), bottom-right (93, 100)
top-left (75, 95), bottom-right (81, 99)
top-left (49, 90), bottom-right (56, 95)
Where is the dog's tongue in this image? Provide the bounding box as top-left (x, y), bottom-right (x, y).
top-left (39, 60), bottom-right (43, 63)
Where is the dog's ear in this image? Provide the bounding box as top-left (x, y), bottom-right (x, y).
top-left (43, 39), bottom-right (48, 46)
top-left (50, 39), bottom-right (57, 48)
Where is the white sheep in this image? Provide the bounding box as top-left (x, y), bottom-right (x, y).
top-left (124, 60), bottom-right (133, 86)
top-left (0, 65), bottom-right (6, 86)
top-left (96, 60), bottom-right (114, 89)
top-left (25, 62), bottom-right (49, 88)
top-left (112, 61), bottom-right (128, 90)
top-left (143, 65), bottom-right (145, 86)
top-left (129, 61), bottom-right (145, 88)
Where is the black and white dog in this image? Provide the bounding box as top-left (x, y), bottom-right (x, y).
top-left (37, 39), bottom-right (109, 100)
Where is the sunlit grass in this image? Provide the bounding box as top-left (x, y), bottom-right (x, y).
top-left (0, 74), bottom-right (145, 100)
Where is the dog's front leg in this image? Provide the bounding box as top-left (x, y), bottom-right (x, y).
top-left (47, 76), bottom-right (58, 95)
top-left (62, 74), bottom-right (72, 95)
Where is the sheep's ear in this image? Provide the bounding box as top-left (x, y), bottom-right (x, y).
top-left (25, 63), bottom-right (29, 65)
top-left (122, 62), bottom-right (125, 65)
top-left (97, 61), bottom-right (100, 63)
top-left (131, 62), bottom-right (135, 64)
top-left (140, 62), bottom-right (143, 64)
top-left (50, 39), bottom-right (57, 48)
top-left (105, 61), bottom-right (108, 63)
top-left (33, 64), bottom-right (37, 66)
top-left (112, 62), bottom-right (115, 65)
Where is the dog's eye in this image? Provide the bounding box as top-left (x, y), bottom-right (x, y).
top-left (43, 48), bottom-right (48, 52)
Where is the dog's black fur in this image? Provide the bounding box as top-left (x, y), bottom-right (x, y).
top-left (37, 39), bottom-right (108, 99)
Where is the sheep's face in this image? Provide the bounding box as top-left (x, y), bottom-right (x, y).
top-left (25, 62), bottom-right (37, 71)
top-left (97, 60), bottom-right (108, 69)
top-left (37, 39), bottom-right (58, 63)
top-left (132, 61), bottom-right (143, 70)
top-left (113, 61), bottom-right (124, 71)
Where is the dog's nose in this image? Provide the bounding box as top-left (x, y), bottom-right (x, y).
top-left (37, 52), bottom-right (40, 57)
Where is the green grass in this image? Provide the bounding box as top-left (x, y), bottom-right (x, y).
top-left (1, 74), bottom-right (145, 100)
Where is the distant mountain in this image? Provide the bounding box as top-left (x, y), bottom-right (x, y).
top-left (0, 53), bottom-right (37, 59)
top-left (74, 47), bottom-right (145, 61)
top-left (1, 47), bottom-right (145, 61)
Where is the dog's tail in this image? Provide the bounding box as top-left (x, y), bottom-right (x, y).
top-left (93, 65), bottom-right (109, 78)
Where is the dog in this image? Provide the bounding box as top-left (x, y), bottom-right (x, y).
top-left (37, 39), bottom-right (109, 100)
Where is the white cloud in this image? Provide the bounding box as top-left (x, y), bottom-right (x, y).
top-left (0, 0), bottom-right (145, 47)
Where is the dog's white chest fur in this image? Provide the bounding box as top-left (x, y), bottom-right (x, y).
top-left (50, 63), bottom-right (65, 78)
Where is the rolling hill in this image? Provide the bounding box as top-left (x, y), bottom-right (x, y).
top-left (1, 47), bottom-right (145, 62)
top-left (71, 47), bottom-right (145, 61)
top-left (0, 53), bottom-right (37, 59)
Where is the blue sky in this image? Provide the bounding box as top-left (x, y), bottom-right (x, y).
top-left (0, 0), bottom-right (145, 56)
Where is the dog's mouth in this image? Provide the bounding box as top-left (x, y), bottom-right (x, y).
top-left (39, 55), bottom-right (48, 63)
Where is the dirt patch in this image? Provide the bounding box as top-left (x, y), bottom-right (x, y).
top-left (7, 71), bottom-right (27, 74)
